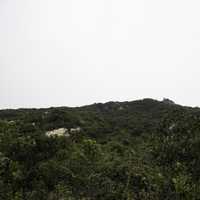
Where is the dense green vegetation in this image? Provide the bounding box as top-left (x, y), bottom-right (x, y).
top-left (1, 98), bottom-right (200, 199)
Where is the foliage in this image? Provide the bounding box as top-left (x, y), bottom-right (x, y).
top-left (0, 99), bottom-right (200, 199)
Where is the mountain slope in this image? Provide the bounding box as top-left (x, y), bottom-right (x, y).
top-left (1, 98), bottom-right (200, 199)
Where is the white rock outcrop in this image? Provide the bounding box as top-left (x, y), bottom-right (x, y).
top-left (169, 123), bottom-right (176, 131)
top-left (70, 127), bottom-right (81, 133)
top-left (46, 128), bottom-right (70, 137)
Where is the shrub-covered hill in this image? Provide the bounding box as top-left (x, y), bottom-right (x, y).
top-left (0, 98), bottom-right (185, 136)
top-left (1, 98), bottom-right (200, 199)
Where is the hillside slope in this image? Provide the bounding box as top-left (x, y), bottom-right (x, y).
top-left (0, 98), bottom-right (200, 199)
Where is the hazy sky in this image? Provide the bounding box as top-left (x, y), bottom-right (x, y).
top-left (1, 0), bottom-right (200, 108)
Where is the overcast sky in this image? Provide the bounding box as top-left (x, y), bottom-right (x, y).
top-left (1, 0), bottom-right (200, 109)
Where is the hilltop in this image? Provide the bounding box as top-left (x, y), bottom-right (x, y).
top-left (0, 98), bottom-right (189, 137)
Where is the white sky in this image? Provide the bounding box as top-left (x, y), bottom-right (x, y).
top-left (1, 0), bottom-right (200, 108)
